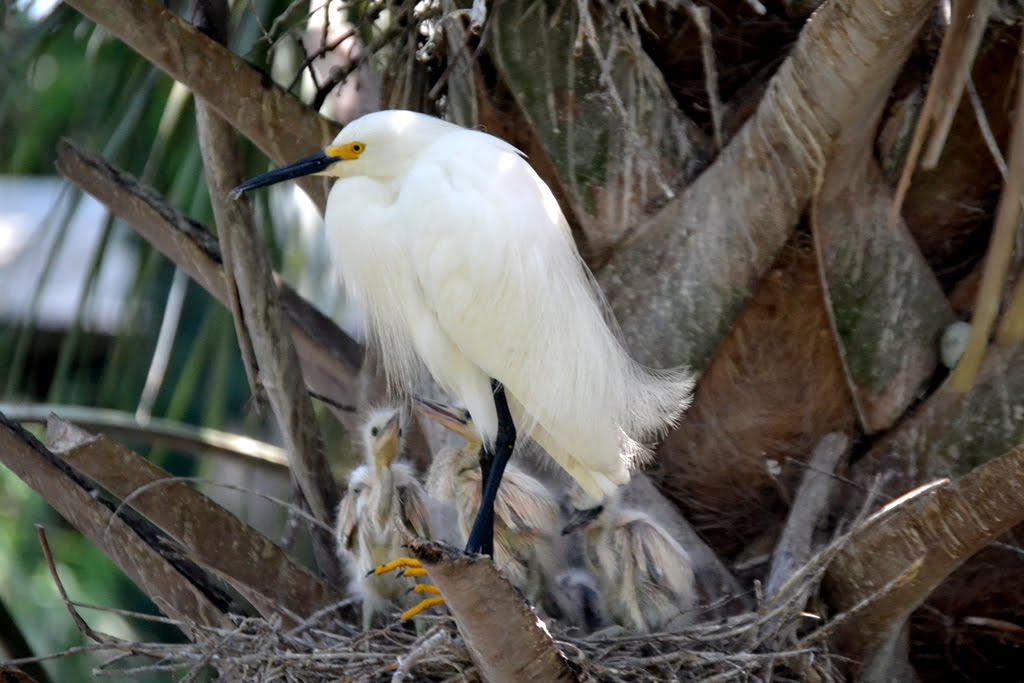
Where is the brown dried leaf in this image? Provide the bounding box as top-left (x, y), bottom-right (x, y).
top-left (0, 413), bottom-right (231, 636)
top-left (46, 416), bottom-right (339, 624)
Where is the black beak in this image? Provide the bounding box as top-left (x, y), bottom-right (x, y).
top-left (230, 150), bottom-right (339, 199)
top-left (561, 505), bottom-right (603, 535)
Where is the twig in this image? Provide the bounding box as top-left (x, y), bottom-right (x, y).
top-left (889, 0), bottom-right (994, 226)
top-left (36, 526), bottom-right (126, 647)
top-left (966, 76), bottom-right (1008, 177)
top-left (764, 433), bottom-right (849, 600)
top-left (136, 267), bottom-right (190, 422)
top-left (392, 626), bottom-right (450, 683)
top-left (684, 1), bottom-right (724, 151)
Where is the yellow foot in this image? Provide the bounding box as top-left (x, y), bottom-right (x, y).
top-left (370, 557), bottom-right (422, 577)
top-left (402, 585), bottom-right (445, 621)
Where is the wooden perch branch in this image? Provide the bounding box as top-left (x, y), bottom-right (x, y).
top-left (0, 412), bottom-right (231, 636)
top-left (599, 0), bottom-right (936, 370)
top-left (191, 0), bottom-right (341, 584)
top-left (409, 540), bottom-right (579, 683)
top-left (62, 0), bottom-right (340, 210)
top-left (54, 140), bottom-right (363, 432)
top-left (824, 443), bottom-right (1024, 667)
top-left (46, 416), bottom-right (339, 624)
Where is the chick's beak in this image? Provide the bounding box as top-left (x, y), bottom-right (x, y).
top-left (413, 397), bottom-right (476, 444)
top-left (375, 413), bottom-right (401, 466)
top-left (230, 149), bottom-right (340, 198)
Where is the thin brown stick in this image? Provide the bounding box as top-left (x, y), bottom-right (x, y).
top-left (35, 526), bottom-right (123, 647)
top-left (951, 32), bottom-right (1024, 391)
top-left (888, 0), bottom-right (994, 226)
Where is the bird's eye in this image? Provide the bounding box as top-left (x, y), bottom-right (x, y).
top-left (464, 410), bottom-right (472, 420)
top-left (370, 426), bottom-right (379, 437)
top-left (351, 143), bottom-right (363, 153)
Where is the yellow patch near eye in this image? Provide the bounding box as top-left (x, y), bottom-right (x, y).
top-left (326, 142), bottom-right (365, 160)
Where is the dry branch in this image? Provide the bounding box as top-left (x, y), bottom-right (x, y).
top-left (410, 540), bottom-right (579, 683)
top-left (192, 0), bottom-right (340, 583)
top-left (62, 0), bottom-right (340, 211)
top-left (599, 0), bottom-right (936, 371)
top-left (0, 412), bottom-right (231, 636)
top-left (764, 433), bottom-right (848, 601)
top-left (824, 442), bottom-right (1024, 667)
top-left (2, 402), bottom-right (288, 469)
top-left (54, 140), bottom-right (363, 432)
top-left (45, 416), bottom-right (338, 624)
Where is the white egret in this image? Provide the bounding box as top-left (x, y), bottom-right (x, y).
top-left (414, 398), bottom-right (562, 603)
top-left (335, 407), bottom-right (434, 629)
top-left (564, 491), bottom-right (697, 633)
top-left (233, 109), bottom-right (692, 561)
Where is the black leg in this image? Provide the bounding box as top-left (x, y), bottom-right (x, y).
top-left (465, 380), bottom-right (516, 557)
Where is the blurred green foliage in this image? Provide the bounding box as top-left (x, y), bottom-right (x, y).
top-left (0, 1), bottom-right (346, 678)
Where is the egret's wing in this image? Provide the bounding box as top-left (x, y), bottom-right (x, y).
top-left (622, 515), bottom-right (695, 609)
top-left (397, 482), bottom-right (433, 540)
top-left (493, 468), bottom-right (559, 535)
top-left (335, 490), bottom-right (360, 553)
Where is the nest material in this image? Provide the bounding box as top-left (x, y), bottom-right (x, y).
top-left (18, 537), bottom-right (852, 683)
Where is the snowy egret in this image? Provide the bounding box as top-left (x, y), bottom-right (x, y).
top-left (415, 398), bottom-right (562, 603)
top-left (334, 407), bottom-right (434, 629)
top-left (233, 109), bottom-right (692, 560)
top-left (564, 491), bottom-right (696, 633)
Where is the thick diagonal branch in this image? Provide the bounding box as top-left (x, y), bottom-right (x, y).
top-left (824, 443), bottom-right (1024, 665)
top-left (599, 0), bottom-right (936, 371)
top-left (47, 416), bottom-right (339, 623)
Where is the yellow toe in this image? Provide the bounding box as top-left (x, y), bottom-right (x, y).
top-left (402, 567), bottom-right (428, 578)
top-left (412, 584), bottom-right (441, 595)
top-left (371, 557), bottom-right (422, 576)
top-left (401, 597), bottom-right (446, 621)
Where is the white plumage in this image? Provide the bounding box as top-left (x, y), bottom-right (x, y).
top-left (334, 407), bottom-right (432, 629)
top-left (323, 110), bottom-right (692, 502)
